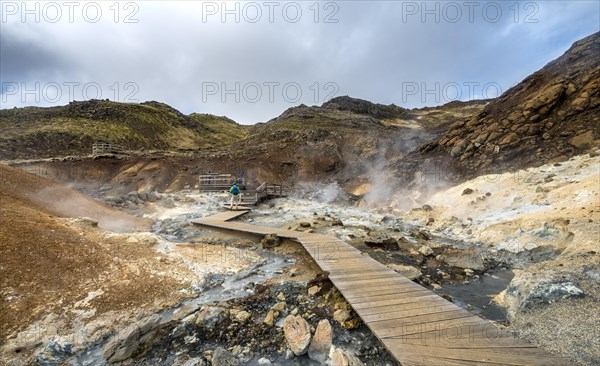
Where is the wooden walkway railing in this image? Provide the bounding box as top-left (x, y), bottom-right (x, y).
top-left (192, 210), bottom-right (570, 366)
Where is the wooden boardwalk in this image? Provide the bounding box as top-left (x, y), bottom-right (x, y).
top-left (192, 211), bottom-right (569, 366)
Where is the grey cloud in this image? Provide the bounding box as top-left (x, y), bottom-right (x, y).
top-left (0, 1), bottom-right (598, 123)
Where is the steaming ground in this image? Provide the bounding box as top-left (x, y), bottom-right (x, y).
top-left (400, 152), bottom-right (600, 365)
top-left (0, 166), bottom-right (294, 365)
top-left (1, 166), bottom-right (397, 365)
top-left (1, 152), bottom-right (598, 365)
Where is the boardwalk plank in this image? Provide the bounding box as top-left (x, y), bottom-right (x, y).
top-left (192, 211), bottom-right (568, 366)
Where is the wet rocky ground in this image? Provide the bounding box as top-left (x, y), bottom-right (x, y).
top-left (124, 282), bottom-right (398, 366)
top-left (66, 181), bottom-right (595, 365)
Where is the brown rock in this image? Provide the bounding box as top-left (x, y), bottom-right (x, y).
top-left (569, 130), bottom-right (595, 149)
top-left (462, 188), bottom-right (474, 195)
top-left (308, 319), bottom-right (332, 363)
top-left (261, 234), bottom-right (281, 248)
top-left (283, 315), bottom-right (312, 355)
top-left (329, 347), bottom-right (364, 366)
top-left (388, 264), bottom-right (422, 280)
top-left (333, 309), bottom-right (350, 325)
top-left (499, 133), bottom-right (519, 145)
top-left (264, 309), bottom-right (275, 326)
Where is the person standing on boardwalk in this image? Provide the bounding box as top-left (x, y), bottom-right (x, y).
top-left (229, 182), bottom-right (241, 210)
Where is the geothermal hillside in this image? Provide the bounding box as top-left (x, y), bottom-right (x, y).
top-left (1, 33), bottom-right (599, 366)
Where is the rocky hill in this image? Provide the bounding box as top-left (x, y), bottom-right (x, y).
top-left (0, 100), bottom-right (248, 159)
top-left (233, 96), bottom-right (485, 182)
top-left (1, 96), bottom-right (486, 187)
top-left (420, 32), bottom-right (599, 174)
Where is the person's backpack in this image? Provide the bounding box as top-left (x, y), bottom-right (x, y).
top-left (231, 185), bottom-right (239, 195)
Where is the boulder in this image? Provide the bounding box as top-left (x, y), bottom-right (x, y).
top-left (504, 271), bottom-right (585, 319)
top-left (308, 319), bottom-right (333, 363)
top-left (440, 249), bottom-right (485, 271)
top-left (283, 315), bottom-right (312, 355)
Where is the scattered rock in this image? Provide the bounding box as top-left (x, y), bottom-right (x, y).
top-left (333, 309), bottom-right (358, 329)
top-left (103, 315), bottom-right (162, 363)
top-left (212, 347), bottom-right (239, 366)
top-left (418, 245), bottom-right (434, 256)
top-left (331, 219), bottom-right (344, 226)
top-left (307, 272), bottom-right (332, 294)
top-left (174, 357), bottom-right (205, 366)
top-left (329, 347), bottom-right (364, 366)
top-left (308, 319), bottom-right (333, 363)
top-left (422, 204), bottom-right (433, 211)
top-left (439, 249), bottom-right (485, 271)
top-left (387, 264), bottom-right (422, 280)
top-left (569, 130), bottom-right (595, 149)
top-left (264, 310), bottom-right (275, 326)
top-left (173, 302), bottom-right (201, 321)
top-left (235, 310), bottom-right (251, 323)
top-left (462, 188), bottom-right (474, 195)
top-left (73, 217), bottom-right (98, 227)
top-left (195, 306), bottom-right (225, 328)
top-left (260, 234), bottom-right (282, 248)
top-left (365, 237), bottom-right (400, 251)
top-left (272, 301), bottom-right (286, 312)
top-left (308, 286), bottom-right (321, 296)
top-left (283, 315), bottom-right (312, 356)
top-left (411, 230), bottom-right (431, 241)
top-left (36, 341), bottom-right (73, 366)
top-left (299, 222), bottom-right (312, 228)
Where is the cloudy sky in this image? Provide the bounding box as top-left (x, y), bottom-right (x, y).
top-left (1, 0), bottom-right (598, 123)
